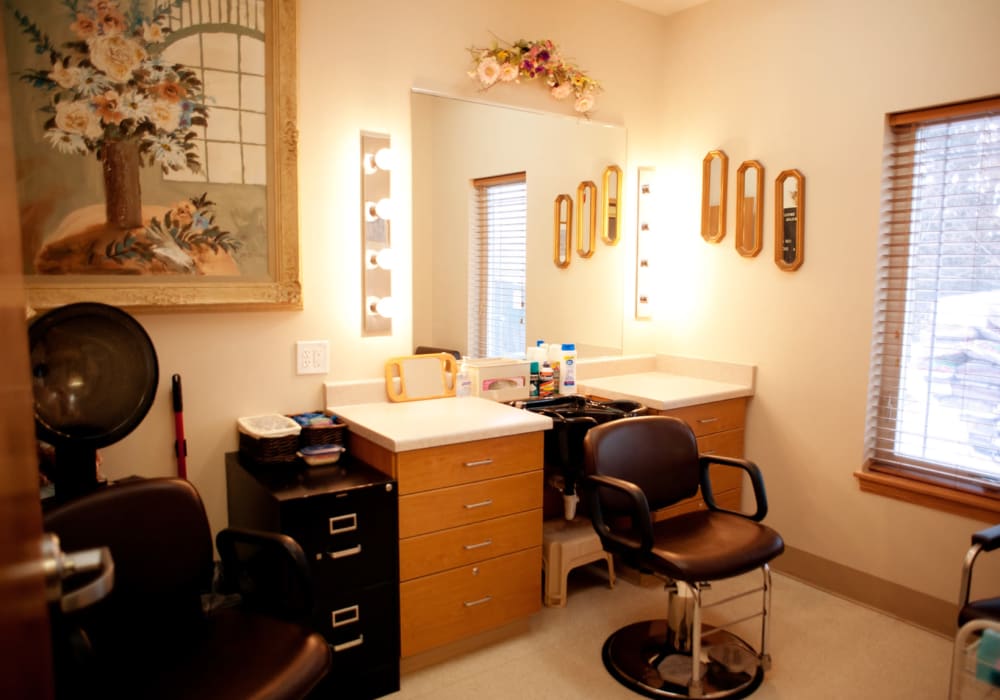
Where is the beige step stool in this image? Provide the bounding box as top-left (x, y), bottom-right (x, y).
top-left (542, 517), bottom-right (615, 607)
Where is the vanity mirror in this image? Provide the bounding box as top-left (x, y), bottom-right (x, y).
top-left (775, 169), bottom-right (805, 271)
top-left (411, 91), bottom-right (626, 357)
top-left (554, 194), bottom-right (573, 268)
top-left (735, 160), bottom-right (763, 257)
top-left (602, 165), bottom-right (623, 245)
top-left (576, 181), bottom-right (597, 258)
top-left (701, 150), bottom-right (728, 243)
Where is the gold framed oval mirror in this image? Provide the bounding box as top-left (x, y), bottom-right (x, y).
top-left (554, 194), bottom-right (573, 268)
top-left (701, 149), bottom-right (728, 243)
top-left (775, 168), bottom-right (805, 271)
top-left (735, 160), bottom-right (764, 257)
top-left (601, 165), bottom-right (622, 245)
top-left (576, 181), bottom-right (597, 258)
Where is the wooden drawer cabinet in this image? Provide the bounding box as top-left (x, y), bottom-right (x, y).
top-left (356, 431), bottom-right (544, 659)
top-left (400, 547), bottom-right (542, 657)
top-left (650, 397), bottom-right (748, 520)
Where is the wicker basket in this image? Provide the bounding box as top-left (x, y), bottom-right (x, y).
top-left (299, 422), bottom-right (346, 448)
top-left (238, 431), bottom-right (300, 464)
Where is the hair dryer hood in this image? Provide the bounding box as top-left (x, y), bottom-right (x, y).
top-left (30, 302), bottom-right (159, 450)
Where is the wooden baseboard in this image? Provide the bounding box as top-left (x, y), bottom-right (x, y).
top-left (772, 545), bottom-right (955, 637)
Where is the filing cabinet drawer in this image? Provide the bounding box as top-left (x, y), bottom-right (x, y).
top-left (399, 509), bottom-right (542, 580)
top-left (399, 547), bottom-right (541, 657)
top-left (316, 581), bottom-right (398, 670)
top-left (398, 471), bottom-right (542, 538)
top-left (659, 397), bottom-right (746, 437)
top-left (283, 487), bottom-right (397, 588)
top-left (397, 432), bottom-right (543, 495)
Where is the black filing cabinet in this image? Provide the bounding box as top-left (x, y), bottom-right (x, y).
top-left (225, 452), bottom-right (399, 699)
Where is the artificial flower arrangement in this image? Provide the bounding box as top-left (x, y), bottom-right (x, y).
top-left (468, 37), bottom-right (601, 114)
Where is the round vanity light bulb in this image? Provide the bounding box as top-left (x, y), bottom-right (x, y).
top-left (374, 197), bottom-right (393, 220)
top-left (373, 296), bottom-right (395, 319)
top-left (365, 249), bottom-right (379, 270)
top-left (374, 247), bottom-right (395, 270)
top-left (363, 153), bottom-right (378, 175)
top-left (365, 201), bottom-right (378, 222)
top-left (373, 147), bottom-right (394, 171)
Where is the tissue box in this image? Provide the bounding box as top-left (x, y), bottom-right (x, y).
top-left (465, 358), bottom-right (530, 401)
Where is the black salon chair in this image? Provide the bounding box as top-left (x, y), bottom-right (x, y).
top-left (583, 415), bottom-right (784, 699)
top-left (44, 478), bottom-right (331, 700)
top-left (958, 523), bottom-right (1000, 627)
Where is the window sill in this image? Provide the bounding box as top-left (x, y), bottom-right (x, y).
top-left (855, 469), bottom-right (1000, 523)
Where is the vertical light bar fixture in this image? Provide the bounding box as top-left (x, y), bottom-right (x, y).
top-left (635, 167), bottom-right (655, 320)
top-left (362, 131), bottom-right (393, 335)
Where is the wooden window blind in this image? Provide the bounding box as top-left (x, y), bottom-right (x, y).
top-left (469, 173), bottom-right (527, 358)
top-left (865, 96), bottom-right (1000, 495)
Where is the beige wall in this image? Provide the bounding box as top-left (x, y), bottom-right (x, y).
top-left (653, 0), bottom-right (1000, 603)
top-left (96, 0), bottom-right (664, 538)
top-left (26, 0), bottom-right (1000, 608)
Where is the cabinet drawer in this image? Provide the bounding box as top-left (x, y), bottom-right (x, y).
top-left (283, 487), bottom-right (398, 588)
top-left (397, 432), bottom-right (543, 495)
top-left (400, 509), bottom-right (541, 581)
top-left (659, 398), bottom-right (746, 437)
top-left (697, 428), bottom-right (744, 459)
top-left (399, 471), bottom-right (542, 538)
top-left (314, 581), bottom-right (399, 670)
top-left (653, 485), bottom-right (742, 521)
top-left (400, 547), bottom-right (541, 657)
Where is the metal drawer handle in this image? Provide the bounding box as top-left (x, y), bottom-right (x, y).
top-left (463, 539), bottom-right (493, 551)
top-left (463, 458), bottom-right (494, 468)
top-left (464, 595), bottom-right (493, 608)
top-left (328, 544), bottom-right (362, 559)
top-left (329, 513), bottom-right (358, 535)
top-left (697, 417), bottom-right (719, 424)
top-left (331, 604), bottom-right (360, 628)
top-left (333, 635), bottom-right (364, 652)
top-left (464, 499), bottom-right (494, 510)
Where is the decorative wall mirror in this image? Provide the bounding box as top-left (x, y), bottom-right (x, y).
top-left (775, 169), bottom-right (805, 271)
top-left (601, 165), bottom-right (623, 245)
top-left (554, 194), bottom-right (573, 268)
top-left (701, 149), bottom-right (728, 243)
top-left (361, 131), bottom-right (393, 335)
top-left (735, 160), bottom-right (764, 257)
top-left (576, 181), bottom-right (597, 258)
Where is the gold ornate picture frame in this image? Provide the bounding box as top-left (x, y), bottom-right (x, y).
top-left (4, 0), bottom-right (300, 311)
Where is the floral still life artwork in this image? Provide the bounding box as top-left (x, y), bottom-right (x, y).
top-left (3, 0), bottom-right (297, 304)
top-left (468, 37), bottom-right (601, 115)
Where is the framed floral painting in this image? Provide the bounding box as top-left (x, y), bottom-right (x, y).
top-left (3, 0), bottom-right (300, 311)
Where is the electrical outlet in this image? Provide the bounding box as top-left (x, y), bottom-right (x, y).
top-left (296, 340), bottom-right (329, 375)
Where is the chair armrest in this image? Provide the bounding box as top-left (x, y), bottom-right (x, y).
top-left (216, 528), bottom-right (313, 620)
top-left (698, 454), bottom-right (769, 521)
top-left (972, 523), bottom-right (1000, 552)
top-left (583, 473), bottom-right (654, 554)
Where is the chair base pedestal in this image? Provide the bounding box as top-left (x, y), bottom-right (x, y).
top-left (602, 620), bottom-right (764, 699)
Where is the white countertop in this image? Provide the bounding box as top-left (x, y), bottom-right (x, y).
top-left (330, 396), bottom-right (552, 452)
top-left (577, 372), bottom-right (753, 411)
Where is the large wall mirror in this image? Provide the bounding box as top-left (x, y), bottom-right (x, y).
top-left (411, 91), bottom-right (626, 357)
top-left (701, 149), bottom-right (728, 243)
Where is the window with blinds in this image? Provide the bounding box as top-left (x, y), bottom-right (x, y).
top-left (469, 173), bottom-right (527, 358)
top-left (865, 96), bottom-right (1000, 495)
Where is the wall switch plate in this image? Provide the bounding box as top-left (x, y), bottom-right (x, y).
top-left (296, 340), bottom-right (329, 375)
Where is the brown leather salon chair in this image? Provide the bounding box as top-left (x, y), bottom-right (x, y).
top-left (583, 415), bottom-right (784, 699)
top-left (958, 523), bottom-right (1000, 627)
top-left (44, 478), bottom-right (331, 700)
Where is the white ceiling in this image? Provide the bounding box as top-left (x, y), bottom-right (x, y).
top-left (616, 0), bottom-right (709, 16)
